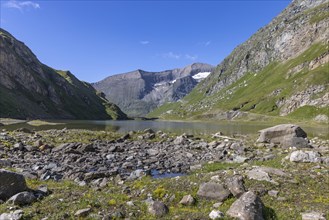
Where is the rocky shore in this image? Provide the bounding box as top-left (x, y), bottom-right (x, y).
top-left (0, 124), bottom-right (328, 219)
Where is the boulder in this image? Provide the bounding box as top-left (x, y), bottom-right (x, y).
top-left (227, 191), bottom-right (264, 220)
top-left (225, 175), bottom-right (246, 198)
top-left (290, 150), bottom-right (321, 163)
top-left (197, 182), bottom-right (231, 202)
top-left (148, 201), bottom-right (169, 216)
top-left (7, 191), bottom-right (37, 206)
top-left (257, 124), bottom-right (309, 148)
top-left (0, 169), bottom-right (28, 201)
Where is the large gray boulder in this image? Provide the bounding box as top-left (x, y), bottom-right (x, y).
top-left (197, 182), bottom-right (231, 202)
top-left (7, 191), bottom-right (37, 206)
top-left (227, 191), bottom-right (264, 220)
top-left (257, 124), bottom-right (309, 148)
top-left (0, 169), bottom-right (28, 201)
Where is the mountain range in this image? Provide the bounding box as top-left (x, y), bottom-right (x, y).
top-left (149, 0), bottom-right (329, 123)
top-left (0, 28), bottom-right (127, 120)
top-left (1, 0), bottom-right (328, 122)
top-left (92, 63), bottom-right (214, 117)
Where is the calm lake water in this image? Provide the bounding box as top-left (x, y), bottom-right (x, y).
top-left (3, 120), bottom-right (329, 139)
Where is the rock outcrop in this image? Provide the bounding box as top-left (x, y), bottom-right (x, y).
top-left (92, 63), bottom-right (214, 117)
top-left (0, 28), bottom-right (127, 120)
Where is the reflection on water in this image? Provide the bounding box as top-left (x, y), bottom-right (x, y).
top-left (2, 120), bottom-right (329, 139)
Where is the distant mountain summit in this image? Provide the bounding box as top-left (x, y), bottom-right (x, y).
top-left (0, 28), bottom-right (127, 120)
top-left (92, 63), bottom-right (214, 117)
top-left (150, 0), bottom-right (329, 122)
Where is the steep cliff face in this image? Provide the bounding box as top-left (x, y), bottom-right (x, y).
top-left (150, 0), bottom-right (329, 122)
top-left (92, 63), bottom-right (214, 117)
top-left (0, 28), bottom-right (127, 120)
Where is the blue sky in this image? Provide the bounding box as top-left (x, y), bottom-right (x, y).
top-left (1, 0), bottom-right (290, 82)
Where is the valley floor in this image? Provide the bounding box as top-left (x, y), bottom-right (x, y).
top-left (0, 128), bottom-right (328, 219)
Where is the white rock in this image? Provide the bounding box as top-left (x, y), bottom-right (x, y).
top-left (209, 210), bottom-right (224, 219)
top-left (290, 150), bottom-right (321, 163)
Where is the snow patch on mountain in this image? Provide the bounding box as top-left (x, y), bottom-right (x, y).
top-left (192, 72), bottom-right (211, 81)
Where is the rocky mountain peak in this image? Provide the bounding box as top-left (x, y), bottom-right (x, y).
top-left (92, 63), bottom-right (214, 117)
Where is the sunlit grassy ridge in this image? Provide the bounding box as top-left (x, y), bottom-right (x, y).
top-left (149, 43), bottom-right (329, 122)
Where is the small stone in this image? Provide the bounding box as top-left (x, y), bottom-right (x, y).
top-left (209, 210), bottom-right (224, 219)
top-left (74, 208), bottom-right (91, 217)
top-left (127, 169), bottom-right (146, 180)
top-left (189, 164), bottom-right (202, 171)
top-left (34, 140), bottom-right (43, 147)
top-left (268, 190), bottom-right (279, 197)
top-left (126, 201), bottom-right (135, 206)
top-left (148, 201), bottom-right (169, 216)
top-left (213, 202), bottom-right (223, 208)
top-left (112, 211), bottom-right (125, 218)
top-left (179, 195), bottom-right (196, 206)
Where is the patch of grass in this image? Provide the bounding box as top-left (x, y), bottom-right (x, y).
top-left (288, 106), bottom-right (329, 120)
top-left (202, 162), bottom-right (240, 172)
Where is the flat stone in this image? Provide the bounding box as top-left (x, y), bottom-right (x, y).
top-left (268, 190), bottom-right (279, 197)
top-left (213, 202), bottom-right (223, 208)
top-left (301, 211), bottom-right (326, 220)
top-left (74, 208), bottom-right (91, 217)
top-left (246, 169), bottom-right (272, 182)
top-left (197, 182), bottom-right (231, 202)
top-left (290, 151), bottom-right (321, 163)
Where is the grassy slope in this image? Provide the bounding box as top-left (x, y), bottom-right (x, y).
top-left (149, 43), bottom-right (329, 122)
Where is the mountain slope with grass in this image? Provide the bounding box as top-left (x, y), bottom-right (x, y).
top-left (149, 0), bottom-right (329, 123)
top-left (0, 28), bottom-right (127, 120)
top-left (92, 63), bottom-right (214, 117)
